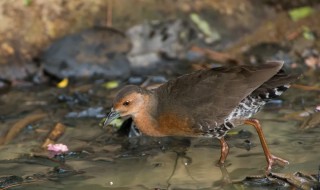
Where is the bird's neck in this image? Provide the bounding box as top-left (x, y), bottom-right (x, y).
top-left (132, 92), bottom-right (164, 136)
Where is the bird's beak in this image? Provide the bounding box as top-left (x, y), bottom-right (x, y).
top-left (104, 108), bottom-right (120, 127)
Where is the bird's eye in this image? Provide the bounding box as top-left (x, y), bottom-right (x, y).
top-left (123, 101), bottom-right (130, 106)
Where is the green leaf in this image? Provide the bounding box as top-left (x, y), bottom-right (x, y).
top-left (102, 81), bottom-right (119, 89)
top-left (302, 26), bottom-right (315, 41)
top-left (23, 0), bottom-right (32, 6)
top-left (99, 118), bottom-right (123, 128)
top-left (190, 13), bottom-right (220, 43)
top-left (289, 6), bottom-right (313, 21)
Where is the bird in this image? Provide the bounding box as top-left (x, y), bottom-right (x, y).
top-left (104, 61), bottom-right (298, 173)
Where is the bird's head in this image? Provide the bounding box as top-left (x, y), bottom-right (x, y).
top-left (104, 85), bottom-right (149, 126)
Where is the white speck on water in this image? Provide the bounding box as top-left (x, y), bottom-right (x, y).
top-left (184, 162), bottom-right (188, 166)
top-left (110, 181), bottom-right (113, 185)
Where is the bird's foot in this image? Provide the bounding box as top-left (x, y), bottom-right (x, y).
top-left (216, 159), bottom-right (232, 167)
top-left (216, 160), bottom-right (225, 167)
top-left (266, 154), bottom-right (289, 174)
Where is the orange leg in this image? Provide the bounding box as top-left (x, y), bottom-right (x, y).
top-left (244, 119), bottom-right (289, 173)
top-left (217, 137), bottom-right (229, 165)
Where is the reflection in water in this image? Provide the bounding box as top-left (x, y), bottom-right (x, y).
top-left (165, 152), bottom-right (235, 189)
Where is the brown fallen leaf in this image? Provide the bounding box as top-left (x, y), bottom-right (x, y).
top-left (286, 28), bottom-right (302, 41)
top-left (1, 42), bottom-right (15, 55)
top-left (0, 113), bottom-right (47, 145)
top-left (41, 122), bottom-right (66, 149)
top-left (191, 62), bottom-right (211, 70)
top-left (190, 45), bottom-right (238, 64)
top-left (70, 84), bottom-right (93, 93)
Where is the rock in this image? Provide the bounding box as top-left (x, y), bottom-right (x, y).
top-left (126, 19), bottom-right (199, 76)
top-left (41, 27), bottom-right (131, 80)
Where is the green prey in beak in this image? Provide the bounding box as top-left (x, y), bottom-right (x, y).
top-left (104, 108), bottom-right (121, 127)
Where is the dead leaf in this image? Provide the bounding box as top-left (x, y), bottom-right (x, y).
top-left (41, 123), bottom-right (66, 149)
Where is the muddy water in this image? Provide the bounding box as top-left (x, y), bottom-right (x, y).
top-left (0, 86), bottom-right (319, 189)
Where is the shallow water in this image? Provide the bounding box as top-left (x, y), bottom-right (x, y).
top-left (0, 85), bottom-right (319, 189)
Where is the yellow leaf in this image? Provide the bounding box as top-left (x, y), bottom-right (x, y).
top-left (57, 78), bottom-right (68, 88)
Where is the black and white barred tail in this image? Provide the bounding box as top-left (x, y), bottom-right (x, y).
top-left (213, 84), bottom-right (291, 138)
top-left (257, 84), bottom-right (291, 100)
top-left (205, 68), bottom-right (297, 138)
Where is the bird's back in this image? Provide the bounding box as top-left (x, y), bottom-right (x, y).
top-left (154, 62), bottom-right (297, 136)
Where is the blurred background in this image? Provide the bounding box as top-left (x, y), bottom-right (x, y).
top-left (1, 0), bottom-right (320, 82)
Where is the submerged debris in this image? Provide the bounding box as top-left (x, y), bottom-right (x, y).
top-left (270, 172), bottom-right (320, 190)
top-left (235, 171), bottom-right (320, 190)
top-left (0, 175), bottom-right (23, 189)
top-left (47, 165), bottom-right (84, 179)
top-left (300, 112), bottom-right (320, 129)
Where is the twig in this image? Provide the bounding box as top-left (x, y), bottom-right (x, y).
top-left (292, 84), bottom-right (320, 91)
top-left (107, 0), bottom-right (113, 27)
top-left (0, 113), bottom-right (47, 145)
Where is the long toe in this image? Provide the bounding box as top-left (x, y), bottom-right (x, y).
top-left (266, 154), bottom-right (289, 174)
top-left (272, 155), bottom-right (289, 166)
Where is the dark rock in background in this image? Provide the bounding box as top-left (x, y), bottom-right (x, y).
top-left (126, 19), bottom-right (201, 76)
top-left (40, 27), bottom-right (131, 80)
top-left (243, 43), bottom-right (293, 67)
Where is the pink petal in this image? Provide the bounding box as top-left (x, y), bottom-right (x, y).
top-left (47, 143), bottom-right (68, 152)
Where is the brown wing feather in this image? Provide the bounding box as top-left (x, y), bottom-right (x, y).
top-left (155, 61), bottom-right (284, 130)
